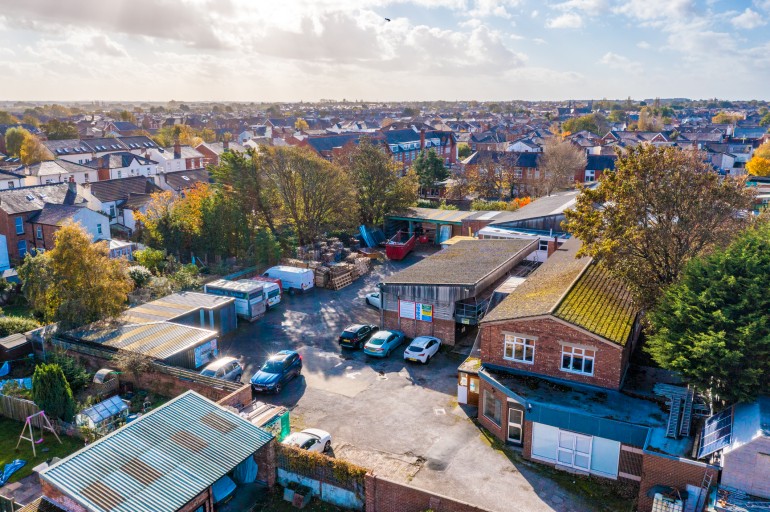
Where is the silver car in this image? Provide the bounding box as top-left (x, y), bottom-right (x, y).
top-left (200, 357), bottom-right (243, 382)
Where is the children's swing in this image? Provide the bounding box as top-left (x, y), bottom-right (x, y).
top-left (15, 410), bottom-right (62, 457)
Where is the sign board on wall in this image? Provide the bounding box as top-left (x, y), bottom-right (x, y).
top-left (399, 300), bottom-right (433, 323)
top-left (194, 339), bottom-right (219, 368)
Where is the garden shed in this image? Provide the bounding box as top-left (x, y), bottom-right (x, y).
top-left (0, 333), bottom-right (32, 362)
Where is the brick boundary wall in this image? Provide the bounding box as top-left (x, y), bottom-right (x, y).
top-left (365, 474), bottom-right (492, 512)
top-left (637, 452), bottom-right (719, 512)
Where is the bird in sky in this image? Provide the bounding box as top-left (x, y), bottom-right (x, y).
top-left (384, 17), bottom-right (391, 22)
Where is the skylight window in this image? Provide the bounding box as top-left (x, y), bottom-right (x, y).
top-left (181, 175), bottom-right (190, 181)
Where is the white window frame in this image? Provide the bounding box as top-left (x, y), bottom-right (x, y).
top-left (503, 335), bottom-right (535, 364)
top-left (557, 430), bottom-right (592, 471)
top-left (585, 169), bottom-right (596, 183)
top-left (538, 239), bottom-right (549, 252)
top-left (507, 407), bottom-right (524, 445)
top-left (561, 345), bottom-right (595, 376)
top-left (483, 391), bottom-right (502, 426)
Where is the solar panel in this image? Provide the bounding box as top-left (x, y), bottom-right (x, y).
top-left (697, 406), bottom-right (733, 458)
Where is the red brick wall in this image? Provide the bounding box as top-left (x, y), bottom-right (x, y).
top-left (177, 488), bottom-right (213, 512)
top-left (0, 211), bottom-right (38, 264)
top-left (216, 384), bottom-right (253, 410)
top-left (41, 480), bottom-right (88, 512)
top-left (638, 453), bottom-right (718, 512)
top-left (30, 223), bottom-right (58, 253)
top-left (383, 309), bottom-right (456, 345)
top-left (254, 439), bottom-right (277, 487)
top-left (476, 378), bottom-right (507, 442)
top-left (480, 318), bottom-right (628, 390)
top-left (365, 474), bottom-right (491, 512)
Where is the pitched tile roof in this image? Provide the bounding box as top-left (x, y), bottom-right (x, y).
top-left (163, 169), bottom-right (210, 190)
top-left (88, 176), bottom-right (160, 203)
top-left (483, 237), bottom-right (638, 345)
top-left (41, 391), bottom-right (273, 512)
top-left (29, 203), bottom-right (95, 226)
top-left (84, 152), bottom-right (157, 170)
top-left (17, 497), bottom-right (67, 512)
top-left (0, 183), bottom-right (83, 215)
top-left (553, 263), bottom-right (637, 345)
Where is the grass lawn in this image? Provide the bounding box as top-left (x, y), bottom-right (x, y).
top-left (1, 297), bottom-right (35, 319)
top-left (0, 417), bottom-right (83, 484)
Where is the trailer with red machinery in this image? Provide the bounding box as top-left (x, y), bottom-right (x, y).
top-left (385, 231), bottom-right (416, 261)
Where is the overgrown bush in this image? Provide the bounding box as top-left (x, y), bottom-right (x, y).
top-left (0, 380), bottom-right (32, 399)
top-left (0, 316), bottom-right (39, 337)
top-left (111, 351), bottom-right (154, 376)
top-left (437, 200), bottom-right (458, 210)
top-left (32, 363), bottom-right (76, 421)
top-left (471, 197), bottom-right (532, 212)
top-left (169, 264), bottom-right (201, 291)
top-left (127, 265), bottom-right (153, 288)
top-left (45, 351), bottom-right (92, 393)
top-left (134, 248), bottom-right (167, 274)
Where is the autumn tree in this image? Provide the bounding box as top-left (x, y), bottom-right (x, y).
top-left (464, 153), bottom-right (520, 200)
top-left (562, 113), bottom-right (608, 136)
top-left (19, 222), bottom-right (134, 330)
top-left (0, 111), bottom-right (18, 124)
top-left (413, 149), bottom-right (449, 194)
top-left (294, 118), bottom-right (310, 131)
top-left (536, 137), bottom-right (586, 195)
top-left (262, 146), bottom-right (355, 245)
top-left (747, 141), bottom-right (770, 177)
top-left (337, 138), bottom-right (417, 226)
top-left (564, 145), bottom-right (755, 311)
top-left (760, 112), bottom-right (770, 127)
top-left (647, 221), bottom-right (770, 407)
top-left (4, 126), bottom-right (29, 157)
top-left (43, 119), bottom-right (78, 140)
top-left (712, 111), bottom-right (742, 125)
top-left (20, 133), bottom-right (53, 165)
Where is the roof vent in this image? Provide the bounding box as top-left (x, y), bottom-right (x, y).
top-left (181, 176), bottom-right (190, 181)
top-left (25, 194), bottom-right (34, 201)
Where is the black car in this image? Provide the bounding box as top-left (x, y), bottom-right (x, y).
top-left (250, 350), bottom-right (303, 394)
top-left (338, 324), bottom-right (379, 349)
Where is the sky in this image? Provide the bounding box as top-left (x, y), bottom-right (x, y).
top-left (0, 0), bottom-right (769, 102)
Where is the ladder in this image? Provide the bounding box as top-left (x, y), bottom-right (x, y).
top-left (694, 471), bottom-right (713, 512)
top-left (667, 396), bottom-right (683, 438)
top-left (679, 387), bottom-right (695, 437)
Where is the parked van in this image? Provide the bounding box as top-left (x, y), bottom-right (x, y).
top-left (263, 266), bottom-right (314, 293)
top-left (251, 276), bottom-right (282, 308)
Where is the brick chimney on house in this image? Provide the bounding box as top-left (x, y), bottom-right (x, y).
top-left (449, 134), bottom-right (457, 164)
top-left (547, 236), bottom-right (559, 258)
top-left (96, 156), bottom-right (110, 181)
top-left (420, 128), bottom-right (426, 151)
top-left (223, 138), bottom-right (229, 151)
top-left (173, 138), bottom-right (181, 159)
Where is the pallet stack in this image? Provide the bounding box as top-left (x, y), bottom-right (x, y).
top-left (287, 235), bottom-right (373, 291)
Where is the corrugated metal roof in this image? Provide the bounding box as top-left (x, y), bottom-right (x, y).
top-left (383, 239), bottom-right (535, 286)
top-left (73, 322), bottom-right (216, 360)
top-left (42, 391), bottom-right (273, 512)
top-left (206, 279), bottom-right (264, 293)
top-left (386, 207), bottom-right (475, 224)
top-left (120, 292), bottom-right (234, 324)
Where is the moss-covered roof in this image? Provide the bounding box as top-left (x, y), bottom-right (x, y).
top-left (553, 263), bottom-right (637, 346)
top-left (482, 237), bottom-right (638, 346)
top-left (482, 237), bottom-right (589, 323)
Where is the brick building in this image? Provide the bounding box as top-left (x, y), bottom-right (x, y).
top-left (378, 239), bottom-right (536, 345)
top-left (465, 236), bottom-right (721, 511)
top-left (40, 391), bottom-right (275, 512)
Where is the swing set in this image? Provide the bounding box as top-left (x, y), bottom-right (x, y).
top-left (15, 410), bottom-right (62, 457)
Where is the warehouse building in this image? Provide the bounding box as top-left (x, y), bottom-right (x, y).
top-left (378, 239), bottom-right (537, 345)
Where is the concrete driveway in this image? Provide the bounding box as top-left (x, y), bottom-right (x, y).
top-left (220, 252), bottom-right (598, 512)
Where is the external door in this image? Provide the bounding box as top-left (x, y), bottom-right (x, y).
top-left (507, 407), bottom-right (524, 444)
top-left (557, 431), bottom-right (592, 471)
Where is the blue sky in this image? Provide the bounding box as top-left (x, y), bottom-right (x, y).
top-left (0, 0), bottom-right (768, 101)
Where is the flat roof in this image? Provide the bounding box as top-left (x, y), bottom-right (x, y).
top-left (383, 239), bottom-right (535, 286)
top-left (42, 391), bottom-right (273, 512)
top-left (206, 279), bottom-right (264, 293)
top-left (386, 207), bottom-right (475, 225)
top-left (121, 292), bottom-right (234, 324)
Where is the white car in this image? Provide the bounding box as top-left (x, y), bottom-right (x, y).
top-left (365, 292), bottom-right (381, 308)
top-left (282, 428), bottom-right (332, 454)
top-left (403, 336), bottom-right (442, 364)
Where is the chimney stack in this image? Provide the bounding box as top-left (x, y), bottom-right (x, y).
top-left (420, 128), bottom-right (426, 151)
top-left (223, 138), bottom-right (229, 151)
top-left (174, 138), bottom-right (181, 159)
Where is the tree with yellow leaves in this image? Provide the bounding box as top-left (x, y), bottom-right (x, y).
top-left (747, 141), bottom-right (770, 177)
top-left (20, 133), bottom-right (53, 165)
top-left (18, 222), bottom-right (133, 330)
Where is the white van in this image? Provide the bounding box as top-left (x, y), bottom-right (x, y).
top-left (263, 266), bottom-right (314, 293)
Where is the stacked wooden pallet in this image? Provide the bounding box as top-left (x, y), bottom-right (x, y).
top-left (329, 271), bottom-right (353, 290)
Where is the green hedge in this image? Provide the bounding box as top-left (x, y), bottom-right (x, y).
top-left (0, 316), bottom-right (39, 337)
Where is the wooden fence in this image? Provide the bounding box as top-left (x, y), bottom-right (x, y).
top-left (0, 393), bottom-right (41, 424)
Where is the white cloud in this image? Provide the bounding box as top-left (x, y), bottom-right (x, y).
top-left (532, 38), bottom-right (547, 44)
top-left (531, 10), bottom-right (539, 17)
top-left (731, 8), bottom-right (766, 29)
top-left (546, 12), bottom-right (583, 28)
top-left (614, 0), bottom-right (694, 21)
top-left (636, 40), bottom-right (651, 49)
top-left (599, 52), bottom-right (642, 73)
top-left (467, 0), bottom-right (522, 19)
top-left (754, 0), bottom-right (770, 11)
top-left (552, 0), bottom-right (607, 15)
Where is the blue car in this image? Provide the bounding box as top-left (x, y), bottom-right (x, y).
top-left (251, 350), bottom-right (302, 394)
top-left (363, 330), bottom-right (406, 358)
